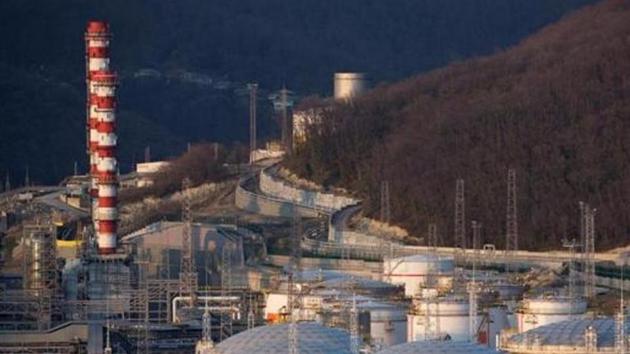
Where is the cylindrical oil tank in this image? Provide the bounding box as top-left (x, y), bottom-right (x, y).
top-left (334, 72), bottom-right (367, 100)
top-left (384, 254), bottom-right (454, 297)
top-left (516, 295), bottom-right (587, 333)
top-left (358, 301), bottom-right (407, 347)
top-left (407, 295), bottom-right (479, 342)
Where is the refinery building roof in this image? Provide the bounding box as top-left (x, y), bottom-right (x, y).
top-left (376, 340), bottom-right (500, 353)
top-left (502, 317), bottom-right (622, 352)
top-left (215, 322), bottom-right (353, 354)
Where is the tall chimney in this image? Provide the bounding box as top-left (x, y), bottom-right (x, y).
top-left (93, 71), bottom-right (119, 254)
top-left (85, 21), bottom-right (118, 254)
top-left (85, 21), bottom-right (111, 240)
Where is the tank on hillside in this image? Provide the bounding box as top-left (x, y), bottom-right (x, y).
top-left (334, 72), bottom-right (368, 100)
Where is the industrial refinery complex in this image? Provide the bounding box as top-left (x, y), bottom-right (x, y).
top-left (1, 20), bottom-right (629, 354)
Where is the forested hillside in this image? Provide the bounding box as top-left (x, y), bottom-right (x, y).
top-left (287, 0), bottom-right (630, 251)
top-left (0, 0), bottom-right (594, 185)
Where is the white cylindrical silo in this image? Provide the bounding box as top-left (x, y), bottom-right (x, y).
top-left (334, 72), bottom-right (367, 100)
top-left (384, 254), bottom-right (455, 297)
top-left (358, 301), bottom-right (407, 347)
top-left (407, 295), bottom-right (479, 342)
top-left (516, 295), bottom-right (587, 333)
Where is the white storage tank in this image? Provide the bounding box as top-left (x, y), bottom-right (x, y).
top-left (477, 306), bottom-right (510, 349)
top-left (358, 301), bottom-right (407, 347)
top-left (384, 254), bottom-right (455, 297)
top-left (264, 292), bottom-right (288, 323)
top-left (334, 72), bottom-right (367, 100)
top-left (407, 295), bottom-right (479, 342)
top-left (515, 295), bottom-right (587, 333)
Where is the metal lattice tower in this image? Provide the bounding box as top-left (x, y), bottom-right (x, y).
top-left (562, 238), bottom-right (579, 310)
top-left (505, 168), bottom-right (518, 268)
top-left (585, 325), bottom-right (598, 353)
top-left (349, 294), bottom-right (361, 354)
top-left (615, 260), bottom-right (626, 354)
top-left (248, 83), bottom-right (258, 165)
top-left (247, 295), bottom-right (255, 330)
top-left (380, 180), bottom-right (391, 224)
top-left (220, 241), bottom-right (234, 341)
top-left (468, 221), bottom-right (482, 343)
top-left (179, 178), bottom-right (196, 307)
top-left (454, 179), bottom-right (466, 250)
top-left (280, 86), bottom-right (292, 154)
top-left (202, 298), bottom-right (215, 348)
top-left (582, 203), bottom-right (596, 298)
top-left (428, 223), bottom-right (438, 253)
top-left (288, 209), bottom-right (302, 354)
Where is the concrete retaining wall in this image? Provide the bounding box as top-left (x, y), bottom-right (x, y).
top-left (259, 167), bottom-right (358, 212)
top-left (266, 254), bottom-right (382, 279)
top-left (235, 181), bottom-right (320, 218)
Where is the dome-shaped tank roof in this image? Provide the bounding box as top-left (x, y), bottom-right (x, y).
top-left (376, 340), bottom-right (499, 353)
top-left (215, 322), bottom-right (353, 354)
top-left (503, 317), bottom-right (618, 350)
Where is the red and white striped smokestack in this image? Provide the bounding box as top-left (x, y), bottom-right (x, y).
top-left (85, 21), bottom-right (112, 239)
top-left (92, 70), bottom-right (119, 254)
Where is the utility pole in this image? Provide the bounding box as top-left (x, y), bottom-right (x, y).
top-left (179, 178), bottom-right (197, 309)
top-left (144, 146), bottom-right (151, 163)
top-left (454, 179), bottom-right (466, 250)
top-left (349, 294), bottom-right (360, 354)
top-left (428, 223), bottom-right (438, 253)
top-left (24, 165), bottom-right (30, 187)
top-left (505, 168), bottom-right (518, 271)
top-left (380, 180), bottom-right (391, 224)
top-left (248, 83), bottom-right (258, 165)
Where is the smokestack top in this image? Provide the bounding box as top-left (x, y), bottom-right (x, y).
top-left (86, 21), bottom-right (111, 35)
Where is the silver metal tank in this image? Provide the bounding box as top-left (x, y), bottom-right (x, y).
top-left (334, 72), bottom-right (368, 100)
